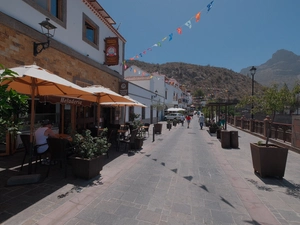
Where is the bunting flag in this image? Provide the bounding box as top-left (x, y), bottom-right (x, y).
top-left (207, 1), bottom-right (214, 12)
top-left (195, 12), bottom-right (201, 22)
top-left (124, 0), bottom-right (216, 65)
top-left (177, 27), bottom-right (182, 34)
top-left (185, 20), bottom-right (192, 29)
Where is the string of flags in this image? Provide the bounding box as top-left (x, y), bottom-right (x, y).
top-left (117, 0), bottom-right (215, 73)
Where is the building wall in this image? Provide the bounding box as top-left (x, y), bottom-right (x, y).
top-left (0, 20), bottom-right (119, 90)
top-left (1, 0), bottom-right (125, 75)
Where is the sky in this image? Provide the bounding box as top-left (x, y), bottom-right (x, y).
top-left (99, 0), bottom-right (300, 73)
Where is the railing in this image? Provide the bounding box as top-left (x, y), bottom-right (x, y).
top-left (228, 116), bottom-right (292, 144)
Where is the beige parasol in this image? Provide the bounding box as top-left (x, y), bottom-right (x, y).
top-left (0, 65), bottom-right (96, 173)
top-left (81, 85), bottom-right (135, 134)
top-left (100, 95), bottom-right (147, 124)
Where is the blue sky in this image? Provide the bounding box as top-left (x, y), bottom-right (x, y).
top-left (100, 0), bottom-right (300, 73)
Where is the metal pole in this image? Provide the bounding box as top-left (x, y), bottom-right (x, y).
top-left (152, 126), bottom-right (155, 142)
top-left (251, 73), bottom-right (254, 120)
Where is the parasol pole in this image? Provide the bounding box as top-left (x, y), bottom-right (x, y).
top-left (97, 95), bottom-right (100, 136)
top-left (28, 78), bottom-right (36, 174)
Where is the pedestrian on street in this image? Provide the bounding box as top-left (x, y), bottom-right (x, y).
top-left (186, 115), bottom-right (191, 128)
top-left (198, 113), bottom-right (205, 130)
top-left (180, 115), bottom-right (185, 126)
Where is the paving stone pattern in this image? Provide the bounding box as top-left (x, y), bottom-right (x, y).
top-left (1, 119), bottom-right (300, 224)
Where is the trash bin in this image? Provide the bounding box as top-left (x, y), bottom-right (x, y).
top-left (221, 130), bottom-right (230, 148)
top-left (230, 131), bottom-right (239, 148)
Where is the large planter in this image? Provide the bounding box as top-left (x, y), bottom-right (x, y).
top-left (166, 123), bottom-right (172, 130)
top-left (209, 127), bottom-right (217, 133)
top-left (70, 155), bottom-right (106, 180)
top-left (216, 129), bottom-right (221, 139)
top-left (250, 143), bottom-right (288, 179)
top-left (134, 138), bottom-right (144, 150)
top-left (173, 121), bottom-right (177, 126)
top-left (154, 123), bottom-right (162, 134)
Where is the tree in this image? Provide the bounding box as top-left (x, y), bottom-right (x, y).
top-left (0, 64), bottom-right (29, 144)
top-left (193, 88), bottom-right (204, 98)
top-left (237, 83), bottom-right (300, 146)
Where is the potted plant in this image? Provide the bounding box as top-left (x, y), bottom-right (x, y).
top-left (166, 120), bottom-right (172, 130)
top-left (70, 128), bottom-right (111, 179)
top-left (172, 118), bottom-right (177, 126)
top-left (209, 121), bottom-right (219, 133)
top-left (238, 83), bottom-right (299, 178)
top-left (0, 64), bottom-right (29, 156)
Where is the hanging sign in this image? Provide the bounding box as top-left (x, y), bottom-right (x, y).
top-left (104, 37), bottom-right (119, 66)
top-left (119, 81), bottom-right (128, 96)
top-left (39, 96), bottom-right (92, 107)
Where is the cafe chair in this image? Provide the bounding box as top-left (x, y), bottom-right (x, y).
top-left (46, 138), bottom-right (72, 178)
top-left (20, 134), bottom-right (48, 172)
top-left (119, 129), bottom-right (138, 153)
top-left (143, 123), bottom-right (150, 137)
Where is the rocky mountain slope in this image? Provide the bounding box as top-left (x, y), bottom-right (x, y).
top-left (240, 49), bottom-right (300, 89)
top-left (125, 61), bottom-right (263, 101)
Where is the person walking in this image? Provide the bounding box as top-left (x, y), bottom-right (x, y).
top-left (185, 115), bottom-right (191, 128)
top-left (198, 113), bottom-right (205, 130)
top-left (180, 115), bottom-right (185, 126)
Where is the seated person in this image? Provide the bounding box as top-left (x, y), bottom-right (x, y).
top-left (34, 119), bottom-right (57, 154)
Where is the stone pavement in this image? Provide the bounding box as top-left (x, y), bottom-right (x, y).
top-left (1, 119), bottom-right (300, 225)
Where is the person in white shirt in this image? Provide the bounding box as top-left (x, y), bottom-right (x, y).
top-left (198, 114), bottom-right (205, 130)
top-left (180, 115), bottom-right (185, 126)
top-left (34, 120), bottom-right (57, 154)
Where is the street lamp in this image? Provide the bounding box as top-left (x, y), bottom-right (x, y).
top-left (250, 66), bottom-right (257, 119)
top-left (151, 90), bottom-right (158, 99)
top-left (33, 18), bottom-right (57, 56)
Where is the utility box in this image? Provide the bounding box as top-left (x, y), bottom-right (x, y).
top-left (221, 130), bottom-right (230, 148)
top-left (230, 131), bottom-right (239, 148)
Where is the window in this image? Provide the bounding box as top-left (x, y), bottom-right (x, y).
top-left (85, 22), bottom-right (96, 43)
top-left (23, 0), bottom-right (66, 27)
top-left (33, 0), bottom-right (60, 18)
top-left (82, 13), bottom-right (99, 49)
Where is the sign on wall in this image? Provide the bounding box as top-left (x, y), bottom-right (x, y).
top-left (119, 81), bottom-right (128, 96)
top-left (104, 37), bottom-right (119, 66)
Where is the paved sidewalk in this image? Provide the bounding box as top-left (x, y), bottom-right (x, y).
top-left (1, 120), bottom-right (300, 224)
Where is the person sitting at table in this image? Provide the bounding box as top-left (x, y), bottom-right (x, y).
top-left (34, 119), bottom-right (57, 154)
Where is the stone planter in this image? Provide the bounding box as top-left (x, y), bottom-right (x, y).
top-left (173, 121), bottom-right (177, 126)
top-left (70, 155), bottom-right (106, 180)
top-left (250, 143), bottom-right (288, 179)
top-left (154, 123), bottom-right (162, 134)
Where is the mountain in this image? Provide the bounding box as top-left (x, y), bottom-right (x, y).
top-left (240, 49), bottom-right (300, 88)
top-left (125, 61), bottom-right (264, 101)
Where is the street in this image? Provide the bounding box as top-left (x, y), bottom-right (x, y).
top-left (3, 119), bottom-right (300, 225)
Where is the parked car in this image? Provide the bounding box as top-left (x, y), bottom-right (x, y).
top-left (164, 113), bottom-right (183, 121)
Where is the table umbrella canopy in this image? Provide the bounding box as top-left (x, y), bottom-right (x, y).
top-left (100, 95), bottom-right (146, 107)
top-left (167, 107), bottom-right (186, 112)
top-left (81, 85), bottom-right (134, 103)
top-left (81, 85), bottom-right (135, 131)
top-left (0, 64), bottom-right (97, 173)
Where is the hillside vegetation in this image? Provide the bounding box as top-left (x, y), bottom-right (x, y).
top-left (126, 60), bottom-right (264, 101)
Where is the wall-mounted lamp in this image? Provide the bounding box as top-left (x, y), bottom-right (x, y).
top-left (33, 18), bottom-right (57, 56)
top-left (151, 90), bottom-right (158, 99)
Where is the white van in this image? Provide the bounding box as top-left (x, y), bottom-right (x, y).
top-left (164, 113), bottom-right (183, 120)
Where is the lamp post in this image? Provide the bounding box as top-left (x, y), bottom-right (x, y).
top-left (250, 66), bottom-right (257, 119)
